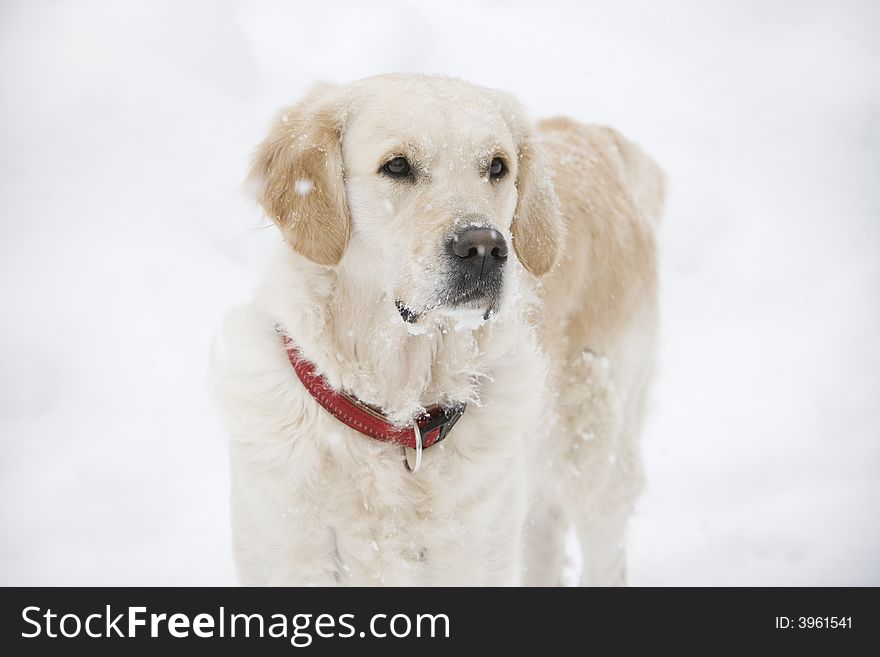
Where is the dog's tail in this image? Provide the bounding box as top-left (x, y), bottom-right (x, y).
top-left (601, 127), bottom-right (667, 228)
top-left (540, 118), bottom-right (667, 228)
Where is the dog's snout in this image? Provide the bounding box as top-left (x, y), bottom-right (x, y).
top-left (449, 227), bottom-right (508, 278)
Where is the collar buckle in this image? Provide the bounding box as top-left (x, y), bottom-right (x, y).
top-left (420, 402), bottom-right (467, 446)
top-left (406, 402), bottom-right (466, 474)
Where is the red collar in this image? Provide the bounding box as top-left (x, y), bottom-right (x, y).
top-left (280, 332), bottom-right (466, 451)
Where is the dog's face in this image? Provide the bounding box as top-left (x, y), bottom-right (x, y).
top-left (250, 75), bottom-right (561, 323)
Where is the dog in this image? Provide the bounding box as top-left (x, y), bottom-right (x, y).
top-left (211, 74), bottom-right (665, 586)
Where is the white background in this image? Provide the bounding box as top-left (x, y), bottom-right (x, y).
top-left (1, 0), bottom-right (877, 585)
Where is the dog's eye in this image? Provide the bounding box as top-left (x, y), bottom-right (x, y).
top-left (382, 156), bottom-right (412, 178)
top-left (489, 157), bottom-right (507, 179)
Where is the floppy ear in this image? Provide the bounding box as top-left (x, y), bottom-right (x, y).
top-left (248, 85), bottom-right (350, 266)
top-left (510, 118), bottom-right (564, 277)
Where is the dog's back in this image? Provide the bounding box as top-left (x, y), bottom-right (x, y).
top-left (524, 118), bottom-right (665, 585)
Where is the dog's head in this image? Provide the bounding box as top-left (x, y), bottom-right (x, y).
top-left (249, 75), bottom-right (562, 322)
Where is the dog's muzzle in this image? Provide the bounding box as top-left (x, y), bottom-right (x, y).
top-left (444, 226), bottom-right (507, 307)
top-left (394, 225), bottom-right (508, 323)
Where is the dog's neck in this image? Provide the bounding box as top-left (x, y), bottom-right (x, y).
top-left (258, 250), bottom-right (523, 426)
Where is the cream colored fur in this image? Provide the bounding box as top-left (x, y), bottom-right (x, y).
top-left (211, 74), bottom-right (665, 586)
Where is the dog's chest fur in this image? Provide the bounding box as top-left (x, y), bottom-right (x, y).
top-left (214, 251), bottom-right (549, 586)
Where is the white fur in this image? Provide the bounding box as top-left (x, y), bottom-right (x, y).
top-left (211, 75), bottom-right (662, 586)
top-left (213, 249), bottom-right (547, 585)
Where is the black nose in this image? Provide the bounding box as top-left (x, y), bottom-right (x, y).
top-left (449, 227), bottom-right (508, 279)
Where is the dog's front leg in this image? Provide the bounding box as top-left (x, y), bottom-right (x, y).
top-left (265, 526), bottom-right (352, 587)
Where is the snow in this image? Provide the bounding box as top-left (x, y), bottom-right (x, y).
top-left (435, 307), bottom-right (487, 332)
top-left (294, 179), bottom-right (314, 196)
top-left (1, 0), bottom-right (878, 585)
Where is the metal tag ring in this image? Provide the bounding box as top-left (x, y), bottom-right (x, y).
top-left (404, 419), bottom-right (424, 474)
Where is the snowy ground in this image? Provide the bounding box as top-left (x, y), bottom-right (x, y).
top-left (1, 0), bottom-right (878, 586)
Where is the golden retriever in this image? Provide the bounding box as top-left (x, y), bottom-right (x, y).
top-left (211, 74), bottom-right (665, 586)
